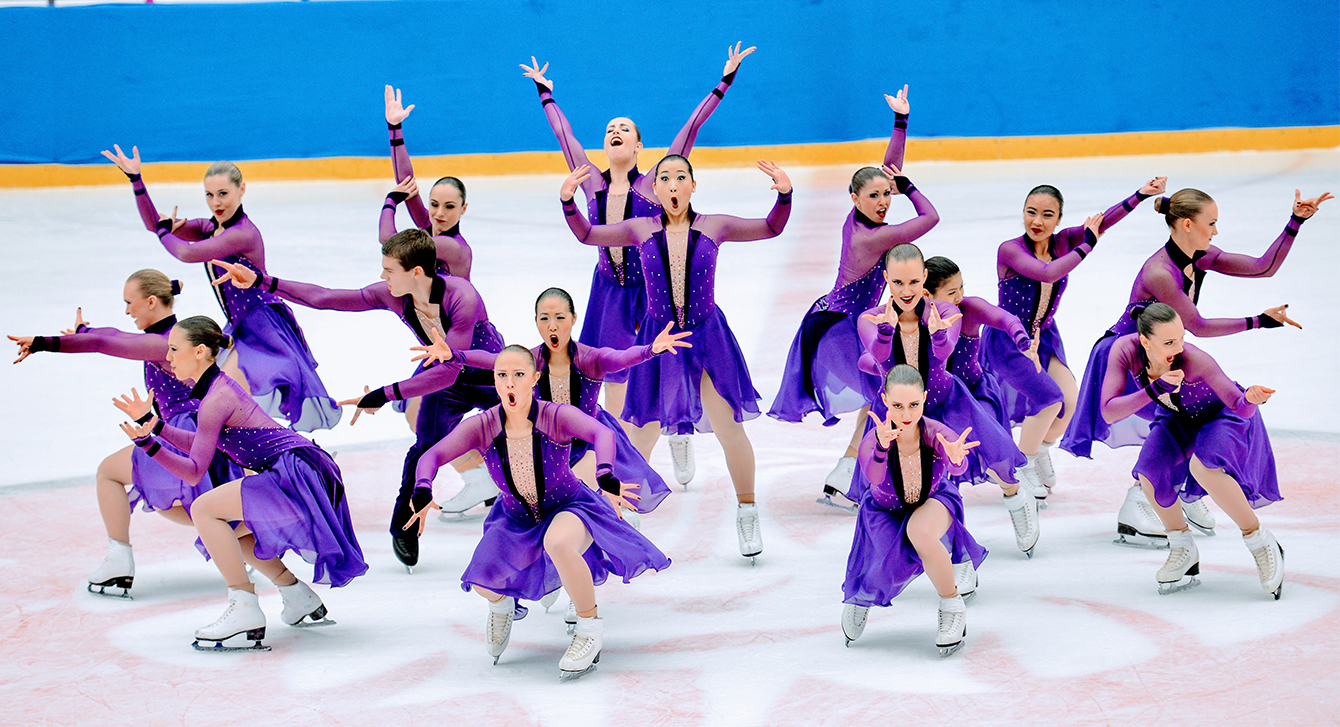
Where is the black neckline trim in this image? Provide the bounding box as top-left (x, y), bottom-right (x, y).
top-left (189, 363), bottom-right (223, 400)
top-left (429, 223), bottom-right (461, 238)
top-left (217, 206), bottom-right (245, 229)
top-left (1164, 238), bottom-right (1208, 269)
top-left (537, 341), bottom-right (584, 406)
top-left (601, 167), bottom-right (641, 187)
top-left (853, 209), bottom-right (881, 229)
top-left (888, 426), bottom-right (936, 508)
top-left (145, 315), bottom-right (177, 335)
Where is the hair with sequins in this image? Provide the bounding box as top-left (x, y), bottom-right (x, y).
top-left (849, 166), bottom-right (890, 195)
top-left (204, 161), bottom-right (243, 187)
top-left (175, 315), bottom-right (232, 356)
top-left (884, 242), bottom-right (925, 270)
top-left (1135, 302), bottom-right (1180, 339)
top-left (381, 228), bottom-right (437, 276)
top-left (1154, 188), bottom-right (1214, 228)
top-left (654, 154), bottom-right (694, 181)
top-left (497, 344), bottom-right (537, 371)
top-left (884, 363), bottom-right (926, 393)
top-left (127, 269), bottom-right (180, 308)
top-left (535, 287), bottom-right (576, 316)
top-left (1025, 184), bottom-right (1064, 214)
top-left (923, 256), bottom-right (961, 294)
top-left (432, 176), bottom-right (467, 203)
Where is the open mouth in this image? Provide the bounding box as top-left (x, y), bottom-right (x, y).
top-left (670, 196), bottom-right (679, 208)
top-left (610, 137), bottom-right (623, 146)
top-left (876, 207), bottom-right (888, 217)
top-left (899, 295), bottom-right (916, 306)
top-left (549, 334), bottom-right (560, 347)
top-left (506, 392), bottom-right (517, 406)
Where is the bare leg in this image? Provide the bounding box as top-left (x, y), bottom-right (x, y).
top-left (629, 421), bottom-right (661, 462)
top-left (404, 397), bottom-right (421, 435)
top-left (1044, 359), bottom-right (1079, 444)
top-left (1017, 401), bottom-right (1063, 456)
top-left (157, 505), bottom-right (193, 527)
top-left (473, 585), bottom-right (503, 602)
top-left (843, 405), bottom-right (870, 459)
top-left (220, 351), bottom-right (252, 395)
top-left (906, 498), bottom-right (957, 598)
top-left (238, 533), bottom-right (297, 586)
top-left (700, 373), bottom-right (755, 502)
top-left (95, 447), bottom-right (135, 544)
top-left (603, 382), bottom-right (637, 438)
top-left (450, 451), bottom-right (486, 473)
top-left (1139, 474), bottom-right (1189, 532)
top-left (545, 511), bottom-right (597, 616)
top-left (1189, 455), bottom-right (1260, 534)
top-left (191, 479), bottom-right (285, 591)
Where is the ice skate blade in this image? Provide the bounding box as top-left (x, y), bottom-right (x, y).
top-left (1113, 531), bottom-right (1169, 550)
top-left (1157, 576), bottom-right (1201, 595)
top-left (816, 488), bottom-right (859, 514)
top-left (438, 509), bottom-right (485, 522)
top-left (541, 591), bottom-right (559, 612)
top-left (938, 641), bottom-right (963, 658)
top-left (1187, 521), bottom-right (1216, 537)
top-left (492, 655), bottom-right (500, 666)
top-left (559, 653), bottom-right (600, 682)
top-left (87, 583), bottom-right (133, 600)
top-left (192, 628), bottom-right (270, 652)
top-left (1023, 547), bottom-right (1034, 560)
top-left (404, 565), bottom-right (413, 575)
top-left (565, 623), bottom-right (576, 636)
top-left (514, 604), bottom-right (529, 622)
top-left (291, 606), bottom-right (337, 628)
top-left (1272, 584), bottom-right (1282, 601)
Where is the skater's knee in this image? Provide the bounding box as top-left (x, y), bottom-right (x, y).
top-left (1188, 455), bottom-right (1218, 478)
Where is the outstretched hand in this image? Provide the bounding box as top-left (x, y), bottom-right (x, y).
top-left (100, 144), bottom-right (141, 176)
top-left (723, 41), bottom-right (756, 76)
top-left (757, 160), bottom-right (791, 195)
top-left (1140, 176), bottom-right (1168, 197)
top-left (885, 84), bottom-right (910, 115)
top-left (1245, 385), bottom-right (1275, 405)
top-left (1294, 189), bottom-right (1333, 219)
top-left (60, 307), bottom-right (88, 336)
top-left (7, 335), bottom-right (34, 364)
top-left (403, 498), bottom-right (441, 537)
top-left (561, 164), bottom-right (592, 202)
top-left (1263, 303), bottom-right (1302, 329)
top-left (118, 414), bottom-right (158, 442)
top-left (602, 481), bottom-right (642, 519)
top-left (926, 301), bottom-right (962, 334)
top-left (113, 387), bottom-right (155, 421)
top-left (337, 385), bottom-right (380, 426)
top-left (861, 294), bottom-right (898, 328)
top-left (651, 321), bottom-right (693, 355)
top-left (936, 427), bottom-right (980, 466)
top-left (410, 327), bottom-right (454, 366)
top-left (867, 397), bottom-right (905, 450)
top-left (210, 259), bottom-right (258, 289)
top-left (520, 57), bottom-right (553, 91)
top-left (384, 85), bottom-right (415, 125)
top-left (159, 206), bottom-right (186, 235)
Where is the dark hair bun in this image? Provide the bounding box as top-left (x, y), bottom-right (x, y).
top-left (220, 334), bottom-right (234, 349)
top-left (1154, 196), bottom-right (1170, 214)
top-left (1129, 304), bottom-right (1148, 321)
top-left (170, 280), bottom-right (183, 295)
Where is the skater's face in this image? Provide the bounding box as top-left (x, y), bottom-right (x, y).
top-left (653, 159), bottom-right (695, 215)
top-left (203, 175), bottom-right (244, 223)
top-left (927, 272), bottom-right (964, 306)
top-left (851, 177), bottom-right (893, 222)
top-left (380, 256), bottom-right (425, 297)
top-left (1139, 318), bottom-right (1185, 367)
top-left (884, 259), bottom-right (926, 313)
top-left (604, 117), bottom-right (643, 165)
top-left (882, 383), bottom-right (927, 431)
top-left (1174, 202), bottom-right (1219, 251)
top-left (165, 326), bottom-right (211, 381)
top-left (428, 184), bottom-right (466, 235)
top-left (535, 297), bottom-right (574, 352)
top-left (494, 349), bottom-right (540, 414)
top-left (1022, 194), bottom-right (1062, 243)
top-left (124, 280), bottom-right (167, 331)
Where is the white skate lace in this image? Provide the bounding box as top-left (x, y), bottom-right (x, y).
top-left (1163, 544), bottom-right (1194, 574)
top-left (1249, 541), bottom-right (1277, 584)
top-left (564, 633), bottom-right (596, 662)
top-left (1008, 503), bottom-right (1033, 539)
top-left (1137, 499), bottom-right (1160, 526)
top-left (737, 510), bottom-right (758, 544)
top-left (937, 609), bottom-right (965, 641)
top-left (847, 606), bottom-right (868, 631)
top-left (1035, 448), bottom-right (1056, 484)
top-left (488, 610), bottom-right (511, 646)
top-left (670, 437), bottom-right (691, 470)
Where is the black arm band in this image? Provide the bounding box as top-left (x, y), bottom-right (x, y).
top-left (387, 122), bottom-right (402, 131)
top-left (265, 275), bottom-right (280, 294)
top-left (893, 176), bottom-right (913, 194)
top-left (29, 336), bottom-right (56, 353)
top-left (155, 218), bottom-right (173, 236)
top-left (388, 191), bottom-right (409, 204)
top-left (596, 472), bottom-right (622, 495)
top-left (135, 411), bottom-right (154, 425)
top-left (721, 70), bottom-right (737, 85)
top-left (894, 112), bottom-right (909, 130)
top-left (1256, 313), bottom-right (1283, 329)
top-left (358, 388), bottom-right (390, 410)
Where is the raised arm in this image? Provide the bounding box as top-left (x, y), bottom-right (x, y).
top-left (523, 60), bottom-right (604, 200)
top-left (960, 297), bottom-right (1030, 350)
top-left (412, 413), bottom-right (491, 495)
top-left (998, 228), bottom-right (1098, 283)
top-left (385, 86), bottom-right (431, 229)
top-left (666, 45), bottom-right (752, 157)
top-left (154, 218), bottom-right (262, 265)
top-left (561, 193), bottom-right (645, 247)
top-left (925, 419), bottom-right (970, 477)
top-left (1201, 214), bottom-right (1304, 278)
top-left (928, 301), bottom-right (962, 362)
top-left (883, 85), bottom-right (910, 170)
top-left (852, 179), bottom-right (938, 257)
top-left (1141, 268), bottom-right (1256, 338)
top-left (1099, 337), bottom-right (1160, 423)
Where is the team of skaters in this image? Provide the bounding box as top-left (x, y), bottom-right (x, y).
top-left (9, 43), bottom-right (1331, 673)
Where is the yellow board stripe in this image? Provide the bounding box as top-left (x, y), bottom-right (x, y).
top-left (5, 126), bottom-right (1336, 188)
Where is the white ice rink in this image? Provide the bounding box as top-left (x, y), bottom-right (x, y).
top-left (1, 149), bottom-right (1337, 725)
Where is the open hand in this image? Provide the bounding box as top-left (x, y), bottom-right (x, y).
top-left (118, 415), bottom-right (158, 442)
top-left (100, 144), bottom-right (141, 176)
top-left (651, 321), bottom-right (693, 355)
top-left (602, 481), bottom-right (642, 518)
top-left (337, 385), bottom-right (381, 426)
top-left (519, 57), bottom-right (553, 91)
top-left (561, 164), bottom-right (592, 202)
top-left (936, 427), bottom-right (980, 466)
top-left (885, 85), bottom-right (910, 115)
top-left (384, 85), bottom-right (415, 125)
top-left (1083, 212), bottom-right (1106, 240)
top-left (868, 398), bottom-right (905, 450)
top-left (113, 387), bottom-right (155, 421)
top-left (210, 259), bottom-right (258, 289)
top-left (757, 160), bottom-right (791, 195)
top-left (1293, 189), bottom-right (1333, 219)
top-left (410, 327), bottom-right (454, 366)
top-left (402, 498), bottom-right (441, 537)
top-left (723, 41), bottom-right (756, 76)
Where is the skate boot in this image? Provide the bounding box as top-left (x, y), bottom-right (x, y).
top-left (193, 588), bottom-right (270, 652)
top-left (668, 434), bottom-right (695, 487)
top-left (1244, 528), bottom-right (1285, 600)
top-left (953, 561), bottom-right (978, 602)
top-left (559, 616), bottom-right (602, 681)
top-left (1003, 487), bottom-right (1040, 558)
top-left (541, 589), bottom-right (561, 613)
top-left (936, 594), bottom-right (967, 657)
top-left (1115, 483), bottom-right (1169, 549)
top-left (736, 503), bottom-right (763, 562)
top-left (1181, 497), bottom-right (1217, 536)
top-left (841, 604), bottom-right (868, 646)
top-left (1035, 440), bottom-right (1058, 489)
top-left (1019, 455), bottom-right (1048, 509)
top-left (87, 538), bottom-right (134, 599)
top-left (1156, 530), bottom-right (1201, 595)
top-left (439, 465), bottom-right (499, 519)
top-left (278, 580), bottom-right (334, 627)
top-left (564, 598), bottom-right (578, 635)
top-left (391, 533), bottom-right (419, 574)
top-left (486, 596), bottom-right (515, 665)
top-left (817, 456), bottom-right (860, 513)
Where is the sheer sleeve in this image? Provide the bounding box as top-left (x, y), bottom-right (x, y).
top-left (850, 187), bottom-right (938, 259)
top-left (141, 387), bottom-right (232, 484)
top-left (125, 174), bottom-right (161, 232)
top-left (1099, 337), bottom-right (1155, 423)
top-left (998, 231), bottom-right (1096, 283)
top-left (562, 199), bottom-right (647, 247)
top-left (552, 403), bottom-right (616, 473)
top-left (38, 326), bottom-right (167, 361)
top-left (536, 85), bottom-right (604, 200)
top-left (1141, 267), bottom-right (1252, 338)
top-left (667, 75), bottom-right (734, 156)
top-left (858, 314), bottom-right (895, 373)
top-left (261, 275), bottom-right (394, 313)
top-left (453, 349), bottom-right (501, 371)
top-left (924, 419), bottom-right (969, 477)
top-left (1200, 215), bottom-right (1303, 278)
top-left (579, 344), bottom-right (655, 380)
top-left (387, 122), bottom-right (431, 229)
top-left (962, 297), bottom-right (1030, 350)
top-left (155, 220), bottom-right (262, 265)
top-left (858, 429), bottom-right (889, 490)
top-left (378, 193), bottom-right (403, 244)
top-left (699, 192), bottom-right (792, 243)
top-left (412, 412), bottom-right (492, 494)
top-left (929, 301), bottom-right (961, 362)
top-left (884, 113), bottom-right (908, 171)
top-left (1182, 345), bottom-right (1257, 418)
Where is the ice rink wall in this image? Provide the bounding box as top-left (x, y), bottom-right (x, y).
top-left (1, 0), bottom-right (1336, 183)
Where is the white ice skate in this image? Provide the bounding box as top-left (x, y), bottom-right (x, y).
top-left (438, 465), bottom-right (499, 519)
top-left (1115, 483), bottom-right (1169, 549)
top-left (564, 598), bottom-right (578, 635)
top-left (1003, 488), bottom-right (1040, 558)
top-left (541, 589), bottom-right (561, 613)
top-left (193, 588), bottom-right (270, 652)
top-left (87, 538), bottom-right (134, 599)
top-left (559, 616), bottom-right (602, 681)
top-left (486, 596), bottom-right (515, 665)
top-left (278, 580), bottom-right (334, 627)
top-left (1244, 528), bottom-right (1285, 600)
top-left (953, 561), bottom-right (978, 602)
top-left (736, 503), bottom-right (763, 562)
top-left (1019, 455), bottom-right (1048, 509)
top-left (668, 434), bottom-right (695, 487)
top-left (1181, 497), bottom-right (1217, 536)
top-left (1157, 530), bottom-right (1201, 595)
top-left (817, 456), bottom-right (860, 513)
top-left (1035, 440), bottom-right (1058, 489)
top-left (841, 604), bottom-right (868, 646)
top-left (936, 595), bottom-right (967, 657)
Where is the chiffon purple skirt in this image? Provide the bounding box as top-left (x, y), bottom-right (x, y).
top-left (197, 446), bottom-right (367, 588)
top-left (129, 411), bottom-right (239, 514)
top-left (1135, 408), bottom-right (1281, 510)
top-left (570, 408), bottom-right (672, 514)
top-left (460, 485), bottom-right (670, 602)
top-left (623, 308), bottom-right (761, 436)
top-left (768, 307), bottom-right (880, 426)
top-left (843, 487), bottom-right (988, 608)
top-left (981, 324), bottom-right (1066, 424)
top-left (1061, 332), bottom-right (1154, 458)
top-left (963, 369), bottom-right (1011, 432)
top-left (577, 270), bottom-right (647, 385)
top-left (228, 303), bottom-right (342, 433)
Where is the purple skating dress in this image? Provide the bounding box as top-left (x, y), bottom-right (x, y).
top-left (413, 399), bottom-right (670, 602)
top-left (950, 296), bottom-right (1032, 431)
top-left (1101, 337), bottom-right (1279, 510)
top-left (563, 192), bottom-right (792, 434)
top-left (120, 173), bottom-right (341, 433)
top-left (1063, 213), bottom-right (1306, 458)
top-left (769, 119), bottom-right (941, 425)
top-left (253, 270), bottom-right (503, 535)
top-left (452, 341), bottom-right (671, 514)
top-left (852, 299), bottom-right (1024, 495)
top-left (843, 418), bottom-right (988, 608)
top-left (981, 189), bottom-right (1149, 425)
top-left (133, 365), bottom-right (367, 587)
top-left (28, 315), bottom-right (241, 513)
top-left (378, 120), bottom-right (473, 280)
top-left (536, 73), bottom-right (735, 383)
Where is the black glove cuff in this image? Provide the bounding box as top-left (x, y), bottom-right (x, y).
top-left (596, 472), bottom-right (622, 495)
top-left (893, 176), bottom-right (913, 194)
top-left (358, 388), bottom-right (390, 410)
top-left (1256, 313), bottom-right (1283, 329)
